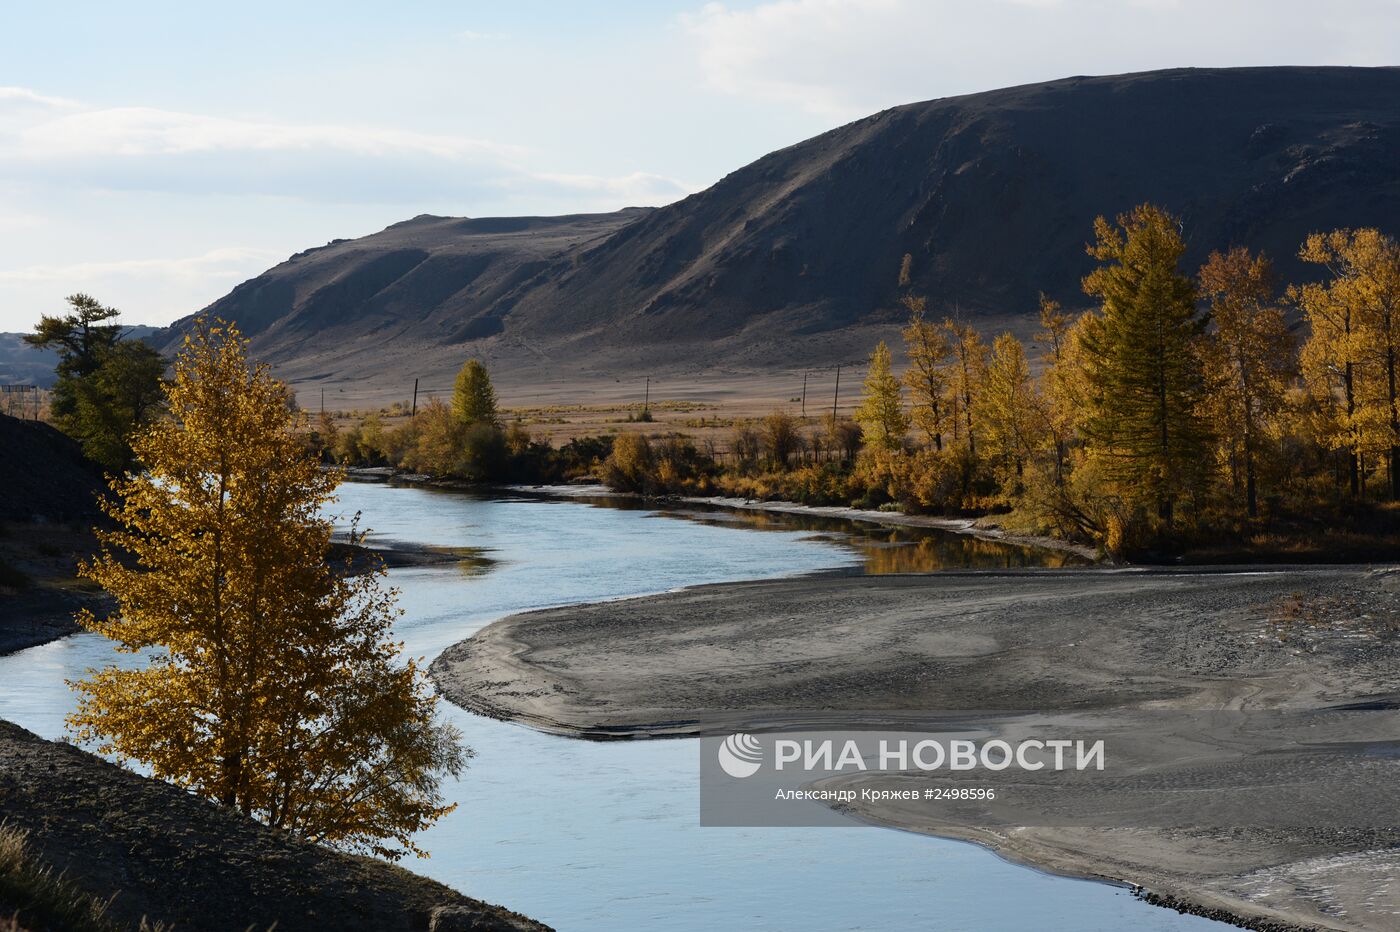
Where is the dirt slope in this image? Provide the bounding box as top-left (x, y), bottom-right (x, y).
top-left (0, 720), bottom-right (548, 932)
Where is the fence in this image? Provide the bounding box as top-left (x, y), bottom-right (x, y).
top-left (0, 384), bottom-right (43, 420)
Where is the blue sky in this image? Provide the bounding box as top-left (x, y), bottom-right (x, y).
top-left (2, 0), bottom-right (1397, 330)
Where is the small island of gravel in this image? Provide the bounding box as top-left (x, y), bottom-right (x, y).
top-left (431, 566), bottom-right (1400, 932)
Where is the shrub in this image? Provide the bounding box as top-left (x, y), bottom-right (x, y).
top-left (602, 434), bottom-right (653, 492)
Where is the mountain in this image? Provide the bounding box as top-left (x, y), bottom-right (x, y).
top-left (0, 325), bottom-right (162, 390)
top-left (175, 66), bottom-right (1400, 400)
top-left (0, 333), bottom-right (58, 388)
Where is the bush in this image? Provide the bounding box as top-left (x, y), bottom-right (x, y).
top-left (600, 434), bottom-right (718, 496)
top-left (602, 434), bottom-right (653, 492)
top-left (458, 422), bottom-right (507, 480)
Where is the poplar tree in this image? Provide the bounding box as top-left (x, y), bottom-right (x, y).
top-left (854, 341), bottom-right (908, 452)
top-left (1199, 248), bottom-right (1296, 516)
top-left (1080, 204), bottom-right (1210, 527)
top-left (69, 318), bottom-right (467, 860)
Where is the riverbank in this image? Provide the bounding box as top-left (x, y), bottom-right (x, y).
top-left (501, 481), bottom-right (1101, 562)
top-left (340, 470), bottom-right (1102, 562)
top-left (0, 523), bottom-right (532, 930)
top-left (430, 567), bottom-right (1400, 931)
top-left (0, 526), bottom-right (483, 658)
top-left (0, 719), bottom-right (547, 932)
top-left (0, 522), bottom-right (104, 655)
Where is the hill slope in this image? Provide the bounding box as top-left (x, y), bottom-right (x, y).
top-left (0, 719), bottom-right (546, 931)
top-left (178, 66), bottom-right (1400, 400)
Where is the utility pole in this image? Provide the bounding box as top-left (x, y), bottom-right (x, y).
top-left (412, 378), bottom-right (419, 418)
top-left (643, 376), bottom-right (650, 416)
top-left (320, 387), bottom-right (324, 416)
top-left (801, 370), bottom-right (808, 417)
top-left (831, 365), bottom-right (841, 426)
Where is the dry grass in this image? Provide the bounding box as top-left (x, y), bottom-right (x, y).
top-left (1265, 585), bottom-right (1400, 649)
top-left (0, 824), bottom-right (167, 932)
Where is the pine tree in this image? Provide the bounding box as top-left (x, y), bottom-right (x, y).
top-left (1080, 204), bottom-right (1210, 527)
top-left (69, 318), bottom-right (467, 860)
top-left (26, 294), bottom-right (165, 471)
top-left (452, 359), bottom-right (500, 428)
top-left (1199, 248), bottom-right (1296, 516)
top-left (901, 295), bottom-right (950, 451)
top-left (854, 341), bottom-right (907, 452)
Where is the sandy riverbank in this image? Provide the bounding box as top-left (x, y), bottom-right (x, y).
top-left (431, 567), bottom-right (1400, 931)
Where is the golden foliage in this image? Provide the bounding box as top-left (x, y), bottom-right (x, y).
top-left (1199, 247), bottom-right (1296, 516)
top-left (974, 332), bottom-right (1046, 495)
top-left (854, 341), bottom-right (907, 452)
top-left (901, 295), bottom-right (950, 450)
top-left (1293, 228), bottom-right (1400, 498)
top-left (68, 318), bottom-right (468, 860)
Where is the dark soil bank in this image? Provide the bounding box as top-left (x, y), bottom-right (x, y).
top-left (0, 414), bottom-right (103, 523)
top-left (0, 720), bottom-right (548, 932)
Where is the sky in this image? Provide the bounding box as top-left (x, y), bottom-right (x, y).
top-left (1, 0), bottom-right (1397, 331)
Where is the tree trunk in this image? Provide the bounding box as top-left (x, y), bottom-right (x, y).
top-left (1388, 338), bottom-right (1399, 499)
top-left (1345, 358), bottom-right (1360, 496)
top-left (1245, 451), bottom-right (1257, 518)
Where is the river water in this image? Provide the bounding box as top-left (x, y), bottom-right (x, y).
top-left (0, 482), bottom-right (1225, 930)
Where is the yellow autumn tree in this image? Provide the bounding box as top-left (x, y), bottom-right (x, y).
top-left (1080, 204), bottom-right (1209, 528)
top-left (1025, 310), bottom-right (1106, 541)
top-left (1293, 229), bottom-right (1400, 499)
top-left (68, 318), bottom-right (468, 860)
top-left (973, 333), bottom-right (1045, 495)
top-left (1198, 247), bottom-right (1296, 516)
top-left (942, 319), bottom-right (987, 461)
top-left (854, 341), bottom-right (907, 452)
top-left (452, 358), bottom-right (500, 428)
top-left (1033, 295), bottom-right (1081, 490)
top-left (901, 295), bottom-right (950, 451)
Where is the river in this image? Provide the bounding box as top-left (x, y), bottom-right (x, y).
top-left (0, 481), bottom-right (1227, 930)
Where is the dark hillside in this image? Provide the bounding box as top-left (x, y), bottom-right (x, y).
top-left (0, 414), bottom-right (103, 522)
top-left (170, 66), bottom-right (1400, 395)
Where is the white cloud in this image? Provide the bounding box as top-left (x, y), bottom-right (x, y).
top-left (0, 86), bottom-right (80, 110)
top-left (16, 106), bottom-right (527, 161)
top-left (0, 89), bottom-right (701, 327)
top-left (0, 247), bottom-right (281, 285)
top-left (682, 0), bottom-right (1400, 120)
top-left (0, 246), bottom-right (288, 326)
top-left (0, 95), bottom-right (695, 210)
top-left (531, 171), bottom-right (697, 204)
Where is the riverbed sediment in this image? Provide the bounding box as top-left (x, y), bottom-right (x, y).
top-left (430, 566), bottom-right (1400, 931)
